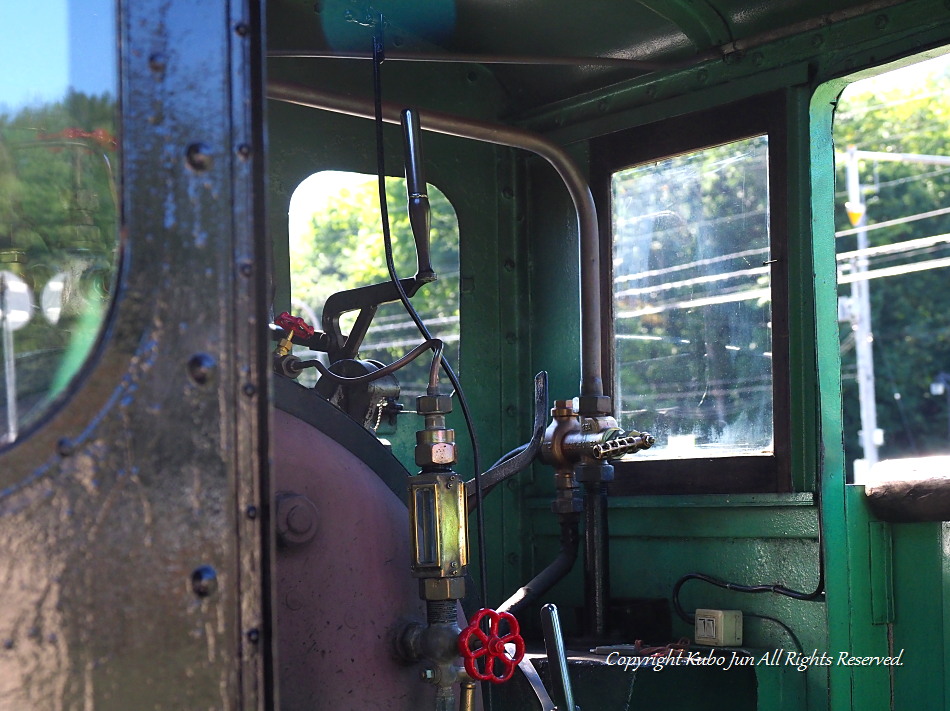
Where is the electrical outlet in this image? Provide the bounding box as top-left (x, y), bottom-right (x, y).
top-left (694, 609), bottom-right (743, 646)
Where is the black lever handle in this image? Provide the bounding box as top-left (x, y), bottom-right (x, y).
top-left (401, 108), bottom-right (436, 283)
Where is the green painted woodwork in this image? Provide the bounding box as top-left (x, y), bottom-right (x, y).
top-left (265, 1), bottom-right (950, 708)
top-left (868, 521), bottom-right (895, 625)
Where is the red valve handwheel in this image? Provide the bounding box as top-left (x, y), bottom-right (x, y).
top-left (458, 608), bottom-right (525, 683)
top-left (275, 311), bottom-right (315, 340)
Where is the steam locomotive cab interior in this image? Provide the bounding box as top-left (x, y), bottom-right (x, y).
top-left (4, 0), bottom-right (950, 710)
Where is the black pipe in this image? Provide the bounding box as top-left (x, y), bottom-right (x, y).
top-left (583, 482), bottom-right (609, 638)
top-left (497, 516), bottom-right (580, 617)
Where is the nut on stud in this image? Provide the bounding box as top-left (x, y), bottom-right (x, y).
top-left (577, 395), bottom-right (612, 416)
top-left (417, 394), bottom-right (453, 415)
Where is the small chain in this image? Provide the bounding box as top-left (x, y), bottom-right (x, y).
top-left (371, 401), bottom-right (385, 431)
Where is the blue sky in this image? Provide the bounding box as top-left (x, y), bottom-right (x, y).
top-left (0, 0), bottom-right (116, 112)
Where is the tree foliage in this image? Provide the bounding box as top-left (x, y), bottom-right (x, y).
top-left (834, 61), bottom-right (950, 464)
top-left (290, 174), bottom-right (460, 398)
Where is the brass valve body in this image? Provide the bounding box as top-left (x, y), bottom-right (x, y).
top-left (407, 471), bottom-right (468, 599)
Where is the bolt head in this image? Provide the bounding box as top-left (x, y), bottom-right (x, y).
top-left (276, 493), bottom-right (319, 546)
top-left (191, 565), bottom-right (218, 598)
top-left (185, 143), bottom-right (213, 172)
top-left (577, 395), bottom-right (612, 416)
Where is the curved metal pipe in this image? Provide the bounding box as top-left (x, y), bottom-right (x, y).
top-left (497, 516), bottom-right (580, 617)
top-left (267, 81), bottom-right (604, 398)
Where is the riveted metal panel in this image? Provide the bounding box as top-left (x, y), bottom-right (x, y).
top-left (0, 0), bottom-right (270, 708)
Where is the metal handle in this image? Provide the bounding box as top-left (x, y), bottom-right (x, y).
top-left (591, 431), bottom-right (655, 459)
top-left (506, 643), bottom-right (556, 711)
top-left (400, 108), bottom-right (435, 283)
top-left (541, 603), bottom-right (578, 711)
top-left (274, 311), bottom-right (315, 340)
top-left (458, 608), bottom-right (525, 683)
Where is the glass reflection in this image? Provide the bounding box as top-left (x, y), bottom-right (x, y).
top-left (0, 0), bottom-right (118, 444)
top-left (611, 135), bottom-right (773, 458)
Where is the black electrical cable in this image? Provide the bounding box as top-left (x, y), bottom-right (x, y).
top-left (369, 20), bottom-right (489, 613)
top-left (672, 569), bottom-right (824, 625)
top-left (745, 613), bottom-right (803, 653)
top-left (294, 338), bottom-right (443, 385)
top-left (671, 485), bottom-right (825, 648)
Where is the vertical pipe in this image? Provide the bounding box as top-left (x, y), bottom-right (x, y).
top-left (1, 274), bottom-right (17, 444)
top-left (583, 481), bottom-right (609, 637)
top-left (459, 680), bottom-right (477, 711)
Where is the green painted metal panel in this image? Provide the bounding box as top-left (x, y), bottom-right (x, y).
top-left (890, 523), bottom-right (946, 710)
top-left (867, 521), bottom-right (894, 625)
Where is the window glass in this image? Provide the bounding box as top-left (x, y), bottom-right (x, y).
top-left (611, 135), bottom-right (773, 458)
top-left (0, 1), bottom-right (119, 445)
top-left (288, 171), bottom-right (459, 402)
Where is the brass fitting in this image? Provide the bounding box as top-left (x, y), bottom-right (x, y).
top-left (274, 334), bottom-right (294, 358)
top-left (416, 428), bottom-right (456, 468)
top-left (541, 400), bottom-right (582, 474)
top-left (418, 394), bottom-right (453, 416)
top-left (415, 393), bottom-right (457, 468)
top-left (405, 387), bottom-right (472, 709)
top-left (408, 472), bottom-right (468, 594)
top-left (541, 396), bottom-right (654, 473)
top-left (421, 577), bottom-right (466, 601)
top-left (459, 680), bottom-right (477, 711)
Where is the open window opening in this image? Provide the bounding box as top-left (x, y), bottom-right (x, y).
top-left (832, 53), bottom-right (950, 491)
top-left (287, 170), bottom-right (460, 456)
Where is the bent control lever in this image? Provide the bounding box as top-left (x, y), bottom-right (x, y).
top-left (465, 371), bottom-right (548, 509)
top-left (316, 109), bottom-right (438, 363)
top-left (506, 643), bottom-right (556, 711)
top-left (401, 108), bottom-right (435, 283)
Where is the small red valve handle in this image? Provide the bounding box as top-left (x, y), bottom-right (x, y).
top-left (275, 311), bottom-right (315, 340)
top-left (458, 608), bottom-right (525, 683)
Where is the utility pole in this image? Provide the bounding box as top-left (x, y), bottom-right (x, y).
top-left (838, 147), bottom-right (950, 472)
top-left (844, 145), bottom-right (880, 468)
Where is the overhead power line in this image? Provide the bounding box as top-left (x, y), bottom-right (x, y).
top-left (835, 205), bottom-right (950, 238)
top-left (837, 231), bottom-right (950, 261)
top-left (837, 255), bottom-right (950, 285)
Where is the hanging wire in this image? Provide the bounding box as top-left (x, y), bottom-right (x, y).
top-left (369, 18), bottom-right (489, 612)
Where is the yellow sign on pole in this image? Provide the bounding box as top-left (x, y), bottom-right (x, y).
top-left (845, 200), bottom-right (866, 227)
top-left (844, 201), bottom-right (867, 227)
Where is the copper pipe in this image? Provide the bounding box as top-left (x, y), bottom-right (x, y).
top-left (267, 81), bottom-right (605, 399)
